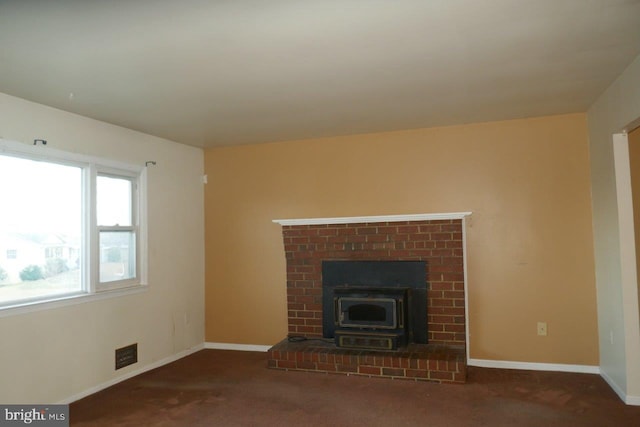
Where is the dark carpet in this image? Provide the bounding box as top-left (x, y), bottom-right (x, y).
top-left (71, 349), bottom-right (640, 426)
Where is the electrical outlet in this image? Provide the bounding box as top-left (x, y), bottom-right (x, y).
top-left (537, 322), bottom-right (548, 336)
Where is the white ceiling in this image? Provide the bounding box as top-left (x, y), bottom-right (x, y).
top-left (1, 0), bottom-right (639, 148)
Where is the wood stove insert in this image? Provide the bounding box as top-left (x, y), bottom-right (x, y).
top-left (322, 260), bottom-right (427, 350)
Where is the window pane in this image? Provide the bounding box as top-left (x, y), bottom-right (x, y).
top-left (97, 176), bottom-right (132, 226)
top-left (99, 231), bottom-right (135, 283)
top-left (0, 155), bottom-right (82, 305)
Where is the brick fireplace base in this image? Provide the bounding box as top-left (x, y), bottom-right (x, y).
top-left (272, 216), bottom-right (468, 384)
top-left (267, 339), bottom-right (466, 384)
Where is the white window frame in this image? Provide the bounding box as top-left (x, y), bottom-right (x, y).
top-left (0, 138), bottom-right (148, 315)
top-left (94, 169), bottom-right (140, 292)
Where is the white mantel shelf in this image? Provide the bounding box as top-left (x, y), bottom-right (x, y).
top-left (272, 212), bottom-right (472, 226)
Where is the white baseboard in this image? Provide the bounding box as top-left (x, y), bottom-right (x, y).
top-left (58, 343), bottom-right (205, 404)
top-left (626, 395), bottom-right (640, 405)
top-left (600, 369), bottom-right (640, 406)
top-left (600, 369), bottom-right (627, 403)
top-left (467, 358), bottom-right (600, 374)
top-left (204, 342), bottom-right (271, 352)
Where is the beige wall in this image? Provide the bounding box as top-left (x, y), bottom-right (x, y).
top-left (588, 52), bottom-right (640, 402)
top-left (204, 113), bottom-right (598, 365)
top-left (0, 93), bottom-right (205, 403)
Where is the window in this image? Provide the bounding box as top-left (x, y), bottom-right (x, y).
top-left (45, 247), bottom-right (64, 259)
top-left (97, 174), bottom-right (137, 286)
top-left (0, 139), bottom-right (146, 310)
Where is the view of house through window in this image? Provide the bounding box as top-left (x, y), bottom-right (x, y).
top-left (0, 154), bottom-right (82, 304)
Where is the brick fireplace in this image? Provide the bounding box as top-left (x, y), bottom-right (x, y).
top-left (268, 214), bottom-right (468, 383)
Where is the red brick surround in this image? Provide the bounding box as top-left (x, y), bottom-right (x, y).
top-left (283, 219), bottom-right (466, 346)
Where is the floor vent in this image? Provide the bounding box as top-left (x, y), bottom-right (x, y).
top-left (115, 343), bottom-right (138, 370)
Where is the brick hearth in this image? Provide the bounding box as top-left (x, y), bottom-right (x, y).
top-left (269, 217), bottom-right (467, 383)
top-left (268, 339), bottom-right (466, 384)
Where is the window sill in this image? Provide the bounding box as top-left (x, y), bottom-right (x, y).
top-left (0, 284), bottom-right (148, 318)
